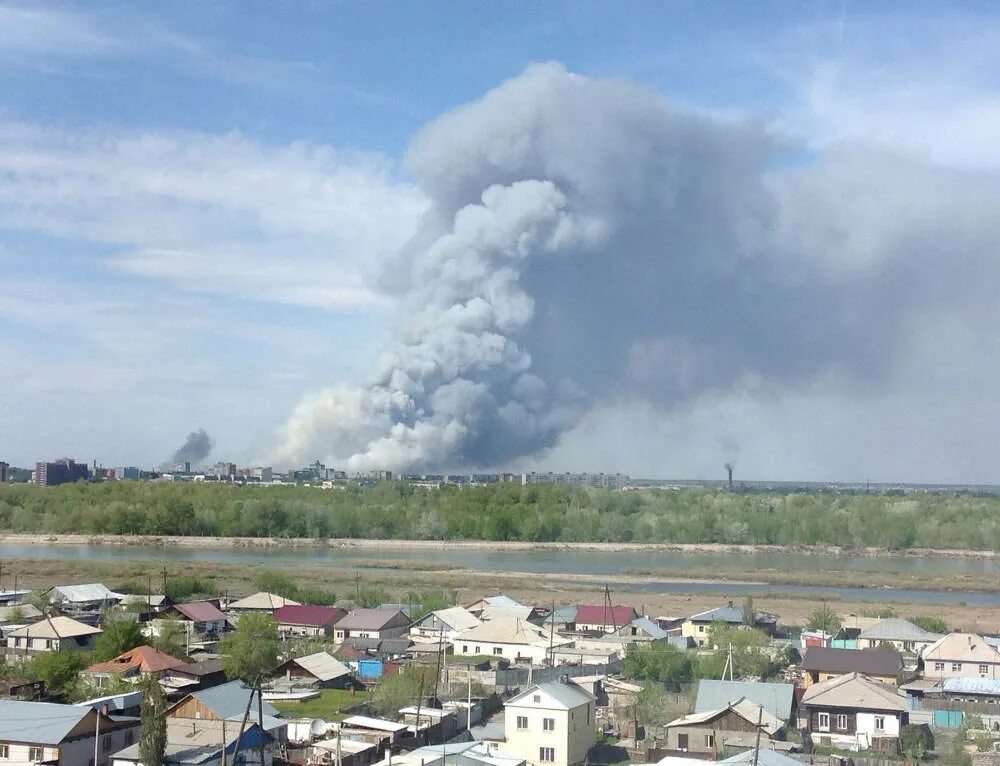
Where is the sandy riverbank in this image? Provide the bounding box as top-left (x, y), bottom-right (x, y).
top-left (0, 532), bottom-right (997, 559)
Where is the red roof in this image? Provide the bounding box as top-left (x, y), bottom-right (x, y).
top-left (172, 601), bottom-right (227, 623)
top-left (575, 604), bottom-right (638, 627)
top-left (274, 605), bottom-right (346, 627)
top-left (87, 645), bottom-right (186, 675)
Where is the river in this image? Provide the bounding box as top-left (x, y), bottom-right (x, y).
top-left (1, 540), bottom-right (998, 605)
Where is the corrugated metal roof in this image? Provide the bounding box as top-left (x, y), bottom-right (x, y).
top-left (342, 715), bottom-right (408, 732)
top-left (857, 618), bottom-right (941, 643)
top-left (292, 651), bottom-right (352, 681)
top-left (696, 680), bottom-right (794, 721)
top-left (688, 605), bottom-right (744, 623)
top-left (0, 700), bottom-right (91, 744)
top-left (187, 680), bottom-right (279, 719)
top-left (6, 615), bottom-right (102, 639)
top-left (457, 616), bottom-right (546, 645)
top-left (942, 677), bottom-right (1000, 696)
top-left (50, 583), bottom-right (123, 603)
top-left (86, 645), bottom-right (186, 674)
top-left (228, 592), bottom-right (300, 611)
top-left (505, 680), bottom-right (595, 710)
top-left (801, 672), bottom-right (907, 712)
top-left (720, 748), bottom-right (803, 766)
top-left (575, 605), bottom-right (637, 626)
top-left (802, 646), bottom-right (902, 676)
top-left (336, 608), bottom-right (408, 631)
top-left (173, 601), bottom-right (227, 623)
top-left (274, 605), bottom-right (345, 627)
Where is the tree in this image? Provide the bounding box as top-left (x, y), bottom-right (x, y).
top-left (742, 595), bottom-right (756, 627)
top-left (139, 674), bottom-right (167, 766)
top-left (807, 603), bottom-right (842, 634)
top-left (94, 618), bottom-right (145, 662)
top-left (370, 665), bottom-right (437, 716)
top-left (910, 615), bottom-right (949, 634)
top-left (152, 618), bottom-right (187, 659)
top-left (900, 725), bottom-right (931, 762)
top-left (623, 644), bottom-right (695, 689)
top-left (219, 613), bottom-right (278, 682)
top-left (27, 650), bottom-right (85, 700)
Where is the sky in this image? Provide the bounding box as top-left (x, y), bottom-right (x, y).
top-left (1, 1), bottom-right (999, 482)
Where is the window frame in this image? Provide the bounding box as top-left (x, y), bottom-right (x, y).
top-left (874, 716), bottom-right (886, 732)
top-left (837, 714), bottom-right (848, 731)
top-left (543, 717), bottom-right (555, 732)
top-left (516, 716), bottom-right (528, 730)
top-left (28, 747), bottom-right (44, 763)
top-left (817, 712), bottom-right (830, 731)
top-left (539, 747), bottom-right (555, 763)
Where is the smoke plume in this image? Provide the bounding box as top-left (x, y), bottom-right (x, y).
top-left (171, 429), bottom-right (213, 466)
top-left (275, 63), bottom-right (1000, 474)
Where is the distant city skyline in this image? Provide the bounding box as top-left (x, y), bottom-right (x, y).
top-left (1, 3), bottom-right (999, 483)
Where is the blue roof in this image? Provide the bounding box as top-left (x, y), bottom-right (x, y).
top-left (630, 617), bottom-right (668, 640)
top-left (720, 749), bottom-right (802, 766)
top-left (942, 677), bottom-right (1000, 696)
top-left (690, 605), bottom-right (744, 623)
top-left (0, 700), bottom-right (91, 745)
top-left (696, 680), bottom-right (795, 721)
top-left (189, 680), bottom-right (279, 720)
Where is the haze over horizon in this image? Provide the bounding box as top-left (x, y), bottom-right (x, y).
top-left (1, 2), bottom-right (999, 484)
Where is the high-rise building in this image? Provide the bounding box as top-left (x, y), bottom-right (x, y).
top-left (0, 462), bottom-right (8, 483)
top-left (34, 458), bottom-right (90, 487)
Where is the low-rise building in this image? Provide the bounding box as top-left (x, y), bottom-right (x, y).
top-left (680, 602), bottom-right (779, 647)
top-left (274, 605), bottom-right (346, 638)
top-left (694, 680), bottom-right (795, 723)
top-left (574, 605), bottom-right (638, 634)
top-left (4, 615), bottom-right (102, 661)
top-left (227, 592), bottom-right (300, 616)
top-left (271, 651), bottom-right (353, 689)
top-left (856, 618), bottom-right (942, 656)
top-left (48, 583), bottom-right (124, 618)
top-left (663, 699), bottom-right (784, 755)
top-left (799, 672), bottom-right (908, 752)
top-left (454, 617), bottom-right (569, 663)
top-left (167, 680), bottom-right (287, 745)
top-left (503, 679), bottom-right (596, 766)
top-left (0, 700), bottom-right (140, 766)
top-left (802, 646), bottom-right (903, 687)
top-left (84, 645), bottom-right (187, 688)
top-left (921, 633), bottom-right (1000, 681)
top-left (113, 718), bottom-right (272, 766)
top-left (334, 608), bottom-right (410, 642)
top-left (411, 606), bottom-right (483, 641)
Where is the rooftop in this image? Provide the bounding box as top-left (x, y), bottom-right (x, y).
top-left (274, 604), bottom-right (346, 627)
top-left (336, 607), bottom-right (408, 631)
top-left (802, 646), bottom-right (902, 676)
top-left (6, 614), bottom-right (102, 639)
top-left (575, 604), bottom-right (637, 627)
top-left (172, 601), bottom-right (227, 623)
top-left (506, 680), bottom-right (595, 710)
top-left (0, 700), bottom-right (92, 745)
top-left (86, 645), bottom-right (187, 675)
top-left (801, 672), bottom-right (908, 712)
top-left (228, 592), bottom-right (301, 611)
top-left (695, 680), bottom-right (795, 721)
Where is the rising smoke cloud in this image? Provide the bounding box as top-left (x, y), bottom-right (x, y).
top-left (171, 428), bottom-right (213, 466)
top-left (275, 63), bottom-right (1000, 474)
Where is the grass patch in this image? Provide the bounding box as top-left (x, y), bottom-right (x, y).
top-left (272, 688), bottom-right (369, 721)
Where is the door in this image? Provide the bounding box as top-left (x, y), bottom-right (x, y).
top-left (677, 733), bottom-right (689, 750)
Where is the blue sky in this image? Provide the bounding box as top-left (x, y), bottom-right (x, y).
top-left (1, 1), bottom-right (999, 480)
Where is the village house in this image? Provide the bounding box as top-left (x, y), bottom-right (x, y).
top-left (801, 646), bottom-right (903, 687)
top-left (503, 679), bottom-right (596, 766)
top-left (921, 633), bottom-right (1000, 680)
top-left (856, 618), bottom-right (942, 656)
top-left (574, 605), bottom-right (639, 634)
top-left (113, 719), bottom-right (273, 766)
top-left (47, 583), bottom-right (124, 619)
top-left (410, 605), bottom-right (482, 641)
top-left (694, 680), bottom-right (795, 723)
top-left (542, 607), bottom-right (579, 634)
top-left (274, 604), bottom-right (346, 638)
top-left (466, 594), bottom-right (526, 616)
top-left (610, 617), bottom-right (668, 643)
top-left (85, 645), bottom-right (187, 688)
top-left (227, 591), bottom-right (300, 616)
top-left (271, 650), bottom-right (354, 690)
top-left (167, 680), bottom-right (288, 745)
top-left (799, 672), bottom-right (908, 752)
top-left (0, 700), bottom-right (140, 766)
top-left (153, 601), bottom-right (229, 650)
top-left (334, 608), bottom-right (410, 641)
top-left (681, 602), bottom-right (779, 647)
top-left (454, 617), bottom-right (569, 663)
top-left (160, 658), bottom-right (227, 700)
top-left (4, 615), bottom-right (102, 662)
top-left (663, 699), bottom-right (785, 755)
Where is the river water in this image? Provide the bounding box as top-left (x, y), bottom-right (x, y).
top-left (1, 542), bottom-right (997, 606)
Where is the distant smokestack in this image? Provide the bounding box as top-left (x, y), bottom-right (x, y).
top-left (725, 462), bottom-right (734, 491)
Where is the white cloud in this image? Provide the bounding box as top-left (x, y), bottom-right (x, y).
top-left (0, 123), bottom-right (427, 310)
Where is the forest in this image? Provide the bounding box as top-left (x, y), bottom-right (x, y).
top-left (0, 481), bottom-right (999, 550)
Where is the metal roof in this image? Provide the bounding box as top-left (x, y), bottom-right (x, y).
top-left (575, 605), bottom-right (637, 626)
top-left (801, 672), bottom-right (908, 712)
top-left (802, 646), bottom-right (902, 676)
top-left (0, 700), bottom-right (92, 744)
top-left (290, 651), bottom-right (352, 681)
top-left (857, 618), bottom-right (941, 643)
top-left (342, 715), bottom-right (409, 732)
top-left (274, 604), bottom-right (345, 627)
top-left (688, 605), bottom-right (744, 623)
top-left (6, 615), bottom-right (102, 639)
top-left (336, 607), bottom-right (408, 631)
top-left (422, 606), bottom-right (482, 632)
top-left (626, 617), bottom-right (667, 640)
top-left (457, 616), bottom-right (547, 645)
top-left (695, 680), bottom-right (795, 721)
top-left (942, 677), bottom-right (1000, 696)
top-left (187, 680), bottom-right (279, 720)
top-left (172, 601), bottom-right (227, 623)
top-left (505, 680), bottom-right (595, 710)
top-left (50, 583), bottom-right (124, 603)
top-left (720, 748), bottom-right (804, 766)
top-left (228, 592), bottom-right (301, 611)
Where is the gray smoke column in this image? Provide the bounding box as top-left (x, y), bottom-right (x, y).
top-left (172, 429), bottom-right (213, 466)
top-left (274, 62), bottom-right (1000, 474)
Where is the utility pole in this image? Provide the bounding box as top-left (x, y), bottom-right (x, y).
top-left (354, 571), bottom-right (361, 604)
top-left (0, 561), bottom-right (6, 592)
top-left (751, 707), bottom-right (764, 766)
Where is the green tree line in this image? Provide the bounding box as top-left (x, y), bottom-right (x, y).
top-left (2, 481), bottom-right (1000, 549)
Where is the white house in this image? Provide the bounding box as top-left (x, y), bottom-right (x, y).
top-left (921, 633), bottom-right (1000, 680)
top-left (4, 615), bottom-right (102, 662)
top-left (856, 619), bottom-right (942, 655)
top-left (0, 700), bottom-right (140, 766)
top-left (454, 617), bottom-right (570, 663)
top-left (411, 606), bottom-right (482, 641)
top-left (800, 673), bottom-right (908, 752)
top-left (503, 679), bottom-right (596, 766)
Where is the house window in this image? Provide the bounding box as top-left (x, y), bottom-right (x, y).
top-left (980, 664), bottom-right (990, 675)
top-left (533, 695), bottom-right (541, 703)
top-left (952, 662), bottom-right (963, 672)
top-left (705, 735), bottom-right (715, 748)
top-left (543, 718), bottom-right (555, 731)
top-left (517, 716), bottom-right (528, 730)
top-left (837, 715), bottom-right (848, 730)
top-left (539, 748), bottom-right (555, 762)
top-left (475, 646), bottom-right (481, 654)
top-left (875, 716), bottom-right (886, 732)
top-left (934, 662), bottom-right (945, 671)
top-left (125, 730), bottom-right (134, 746)
top-left (0, 745), bottom-right (8, 758)
top-left (904, 642), bottom-right (914, 652)
top-left (698, 625), bottom-right (705, 633)
top-left (818, 712), bottom-right (830, 731)
top-left (463, 645), bottom-right (469, 653)
top-left (493, 647), bottom-right (503, 655)
top-left (28, 748), bottom-right (44, 762)
top-left (102, 735), bottom-right (112, 752)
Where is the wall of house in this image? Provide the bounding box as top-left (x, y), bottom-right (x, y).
top-left (169, 697), bottom-right (220, 721)
top-left (503, 701), bottom-right (593, 766)
top-left (454, 640), bottom-right (549, 663)
top-left (0, 743), bottom-right (59, 765)
top-left (680, 621), bottom-right (711, 647)
top-left (278, 624), bottom-right (329, 638)
top-left (923, 661), bottom-right (1000, 681)
top-left (803, 671), bottom-right (898, 689)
